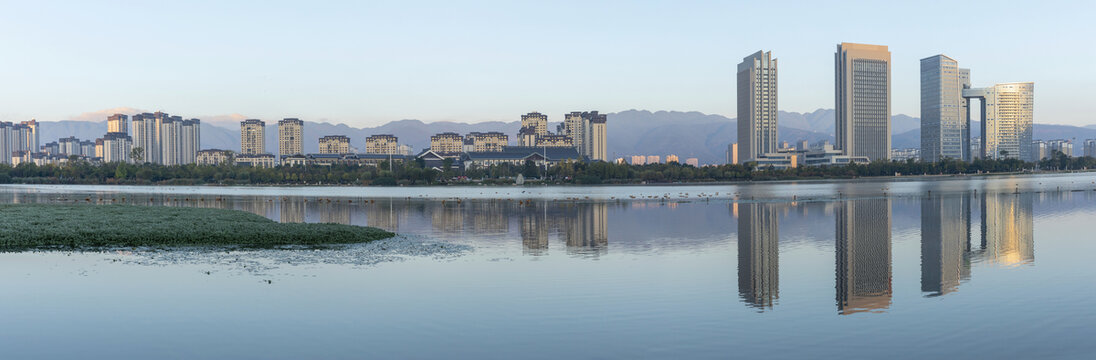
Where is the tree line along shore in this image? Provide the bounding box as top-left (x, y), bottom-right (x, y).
top-left (0, 151), bottom-right (1090, 186)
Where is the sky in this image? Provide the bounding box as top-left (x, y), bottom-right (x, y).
top-left (0, 0), bottom-right (1093, 127)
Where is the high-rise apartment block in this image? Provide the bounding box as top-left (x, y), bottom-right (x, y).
top-left (319, 135), bottom-right (351, 154)
top-left (240, 119), bottom-right (266, 155)
top-left (430, 132), bottom-right (464, 154)
top-left (737, 50), bottom-right (778, 162)
top-left (835, 43), bottom-right (891, 161)
top-left (920, 55), bottom-right (971, 162)
top-left (558, 111), bottom-right (607, 161)
top-left (521, 112), bottom-right (548, 137)
top-left (102, 132), bottom-right (132, 163)
top-left (278, 118), bottom-right (304, 157)
top-left (127, 112), bottom-right (198, 164)
top-left (962, 83), bottom-right (1034, 160)
top-left (107, 114), bottom-right (128, 134)
top-left (1085, 139), bottom-right (1096, 158)
top-left (365, 134), bottom-right (399, 155)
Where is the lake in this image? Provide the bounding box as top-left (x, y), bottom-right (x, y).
top-left (1, 173), bottom-right (1095, 359)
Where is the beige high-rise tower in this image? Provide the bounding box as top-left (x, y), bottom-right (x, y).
top-left (737, 50), bottom-right (778, 162)
top-left (278, 118), bottom-right (304, 157)
top-left (963, 82), bottom-right (1034, 161)
top-left (107, 114), bottom-right (128, 134)
top-left (240, 119), bottom-right (266, 155)
top-left (835, 43), bottom-right (891, 161)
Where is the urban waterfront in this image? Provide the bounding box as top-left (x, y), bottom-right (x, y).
top-left (1, 173), bottom-right (1095, 358)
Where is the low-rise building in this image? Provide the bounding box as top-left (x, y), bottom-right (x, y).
top-left (462, 146), bottom-right (583, 170)
top-left (281, 153), bottom-right (407, 167)
top-left (535, 134), bottom-right (573, 148)
top-left (234, 153), bottom-right (277, 168)
top-left (890, 148), bottom-right (920, 162)
top-left (197, 149), bottom-right (234, 166)
top-left (749, 143), bottom-right (871, 169)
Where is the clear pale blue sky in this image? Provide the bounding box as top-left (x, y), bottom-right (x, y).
top-left (0, 0), bottom-right (1092, 126)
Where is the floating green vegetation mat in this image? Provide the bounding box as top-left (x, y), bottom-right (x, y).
top-left (0, 204), bottom-right (395, 250)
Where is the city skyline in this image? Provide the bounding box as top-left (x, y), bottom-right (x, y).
top-left (0, 2), bottom-right (1090, 127)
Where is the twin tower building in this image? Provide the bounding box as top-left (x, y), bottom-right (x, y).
top-left (736, 43), bottom-right (1034, 164)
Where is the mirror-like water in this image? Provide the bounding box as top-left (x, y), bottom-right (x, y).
top-left (2, 173), bottom-right (1095, 359)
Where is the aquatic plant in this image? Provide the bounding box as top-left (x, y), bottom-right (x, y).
top-left (0, 204), bottom-right (394, 250)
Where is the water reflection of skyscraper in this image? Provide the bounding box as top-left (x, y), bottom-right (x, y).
top-left (562, 203), bottom-right (608, 256)
top-left (737, 202), bottom-right (779, 310)
top-left (920, 194), bottom-right (972, 297)
top-left (979, 192), bottom-right (1034, 266)
top-left (835, 199), bottom-right (892, 315)
top-left (521, 202), bottom-right (549, 256)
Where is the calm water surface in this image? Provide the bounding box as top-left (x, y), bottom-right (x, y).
top-left (2, 173), bottom-right (1096, 359)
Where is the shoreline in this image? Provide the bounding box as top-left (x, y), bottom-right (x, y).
top-left (2, 169), bottom-right (1092, 189)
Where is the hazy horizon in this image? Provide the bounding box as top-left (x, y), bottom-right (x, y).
top-left (1, 1), bottom-right (1091, 126)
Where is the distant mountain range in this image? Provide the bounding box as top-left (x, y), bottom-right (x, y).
top-left (37, 110), bottom-right (1096, 165)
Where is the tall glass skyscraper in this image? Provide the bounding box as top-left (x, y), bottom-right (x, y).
top-left (835, 43), bottom-right (891, 162)
top-left (737, 50), bottom-right (778, 162)
top-left (920, 55), bottom-right (971, 162)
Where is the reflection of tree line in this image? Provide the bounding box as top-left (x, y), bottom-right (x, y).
top-left (736, 192), bottom-right (1035, 314)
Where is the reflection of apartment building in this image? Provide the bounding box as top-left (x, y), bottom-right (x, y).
top-left (521, 205), bottom-right (549, 256)
top-left (835, 198), bottom-right (892, 314)
top-left (920, 194), bottom-right (972, 297)
top-left (738, 202), bottom-right (780, 310)
top-left (279, 199), bottom-right (305, 223)
top-left (431, 202), bottom-right (464, 234)
top-left (564, 203), bottom-right (608, 256)
top-left (979, 192), bottom-right (1034, 265)
top-left (366, 199), bottom-right (400, 232)
top-left (471, 201), bottom-right (508, 235)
